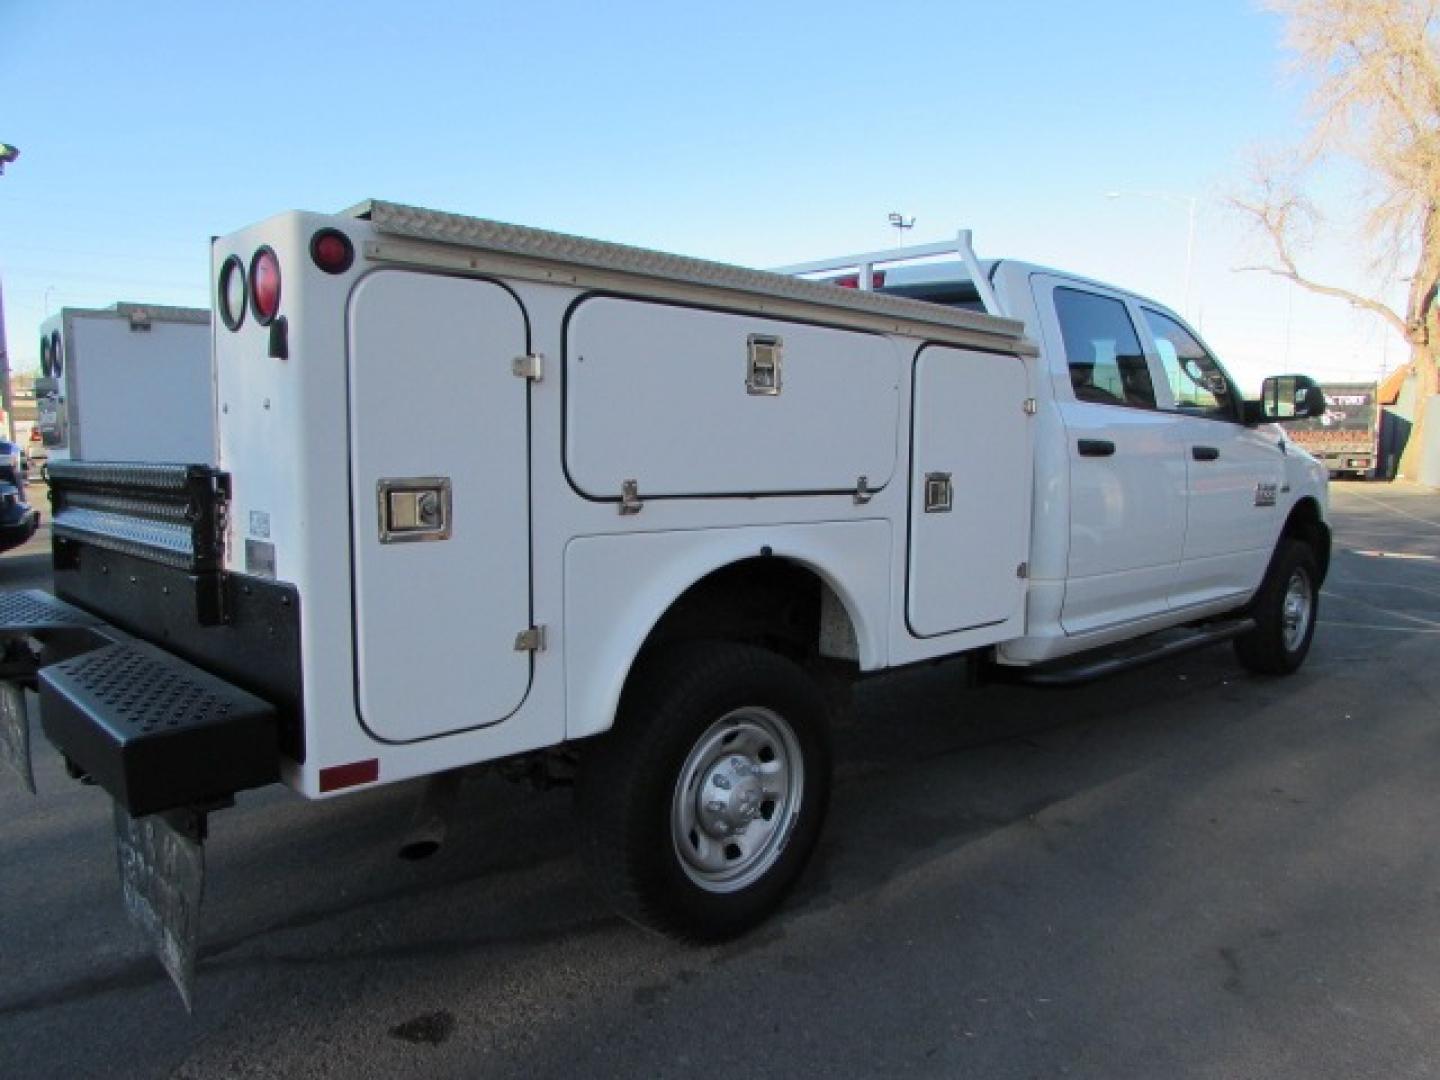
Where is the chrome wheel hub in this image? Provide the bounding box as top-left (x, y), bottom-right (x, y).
top-left (672, 707), bottom-right (803, 893)
top-left (1281, 568), bottom-right (1313, 652)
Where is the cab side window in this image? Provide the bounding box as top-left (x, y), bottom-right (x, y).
top-left (1143, 308), bottom-right (1236, 421)
top-left (1054, 288), bottom-right (1156, 409)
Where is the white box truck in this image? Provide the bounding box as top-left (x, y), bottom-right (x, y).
top-left (0, 203), bottom-right (1330, 1006)
top-left (36, 302), bottom-right (214, 471)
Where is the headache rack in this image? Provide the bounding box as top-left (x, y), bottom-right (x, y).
top-left (769, 228), bottom-right (1008, 318)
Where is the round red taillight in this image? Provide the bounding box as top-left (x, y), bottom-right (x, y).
top-left (250, 247), bottom-right (282, 325)
top-left (310, 228), bottom-right (354, 274)
top-left (218, 254), bottom-right (246, 330)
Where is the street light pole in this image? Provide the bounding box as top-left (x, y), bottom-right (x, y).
top-left (888, 212), bottom-right (915, 247)
top-left (0, 143), bottom-right (18, 442)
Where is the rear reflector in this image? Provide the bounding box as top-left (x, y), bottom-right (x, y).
top-left (319, 759), bottom-right (379, 792)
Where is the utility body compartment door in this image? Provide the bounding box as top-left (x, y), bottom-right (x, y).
top-left (348, 271), bottom-right (532, 742)
top-left (907, 345), bottom-right (1032, 636)
top-left (564, 298), bottom-right (899, 501)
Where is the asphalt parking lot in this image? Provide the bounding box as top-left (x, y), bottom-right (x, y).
top-left (3, 481), bottom-right (1439, 1079)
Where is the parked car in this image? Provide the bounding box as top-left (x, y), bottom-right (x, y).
top-left (0, 439), bottom-right (38, 552)
top-left (25, 424), bottom-right (48, 479)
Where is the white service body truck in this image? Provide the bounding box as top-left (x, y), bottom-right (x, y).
top-left (0, 203), bottom-right (1330, 1005)
top-left (35, 302), bottom-right (215, 469)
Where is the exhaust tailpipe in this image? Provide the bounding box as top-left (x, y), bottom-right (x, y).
top-left (398, 770), bottom-right (464, 861)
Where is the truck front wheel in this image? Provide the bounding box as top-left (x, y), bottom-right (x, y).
top-left (577, 641), bottom-right (832, 942)
top-left (1234, 539), bottom-right (1319, 675)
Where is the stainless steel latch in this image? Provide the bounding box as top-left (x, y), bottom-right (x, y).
top-left (377, 477), bottom-right (452, 543)
top-left (923, 472), bottom-right (953, 513)
top-left (746, 334), bottom-right (783, 395)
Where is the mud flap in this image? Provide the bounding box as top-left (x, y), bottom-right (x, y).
top-left (0, 681), bottom-right (34, 793)
top-left (114, 804), bottom-right (206, 1011)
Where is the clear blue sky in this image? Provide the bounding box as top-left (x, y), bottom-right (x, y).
top-left (0, 0), bottom-right (1408, 388)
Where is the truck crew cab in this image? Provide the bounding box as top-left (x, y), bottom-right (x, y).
top-left (0, 204), bottom-right (1329, 1005)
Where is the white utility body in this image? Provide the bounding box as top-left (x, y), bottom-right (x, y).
top-left (36, 302), bottom-right (215, 467)
top-left (0, 204), bottom-right (1331, 1005)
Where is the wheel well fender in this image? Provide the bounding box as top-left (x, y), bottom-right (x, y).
top-left (563, 524), bottom-right (888, 741)
top-left (1281, 496), bottom-right (1331, 584)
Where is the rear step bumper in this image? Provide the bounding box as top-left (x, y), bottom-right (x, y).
top-left (0, 589), bottom-right (280, 817)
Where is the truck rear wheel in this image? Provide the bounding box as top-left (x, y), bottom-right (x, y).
top-left (1234, 539), bottom-right (1319, 675)
top-left (577, 641), bottom-right (832, 941)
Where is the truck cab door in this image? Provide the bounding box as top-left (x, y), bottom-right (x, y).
top-left (1138, 307), bottom-right (1286, 606)
top-left (1032, 277), bottom-right (1188, 635)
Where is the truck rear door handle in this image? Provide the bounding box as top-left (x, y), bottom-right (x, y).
top-left (1077, 439), bottom-right (1115, 457)
top-left (1192, 446), bottom-right (1220, 461)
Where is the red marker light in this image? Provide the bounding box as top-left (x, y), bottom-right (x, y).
top-left (310, 229), bottom-right (354, 274)
top-left (250, 247), bottom-right (282, 325)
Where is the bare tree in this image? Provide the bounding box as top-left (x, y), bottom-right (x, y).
top-left (1233, 0), bottom-right (1440, 476)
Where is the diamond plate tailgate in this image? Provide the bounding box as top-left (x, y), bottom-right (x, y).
top-left (39, 640), bottom-right (279, 817)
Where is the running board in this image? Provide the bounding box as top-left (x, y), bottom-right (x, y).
top-left (1013, 618), bottom-right (1256, 687)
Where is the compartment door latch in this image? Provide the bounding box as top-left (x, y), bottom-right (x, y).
top-left (378, 477), bottom-right (452, 543)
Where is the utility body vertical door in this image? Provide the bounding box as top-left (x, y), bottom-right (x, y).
top-left (907, 345), bottom-right (1032, 637)
top-left (348, 271), bottom-right (532, 742)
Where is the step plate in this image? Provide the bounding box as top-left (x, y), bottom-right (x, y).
top-left (0, 589), bottom-right (104, 634)
top-left (39, 640), bottom-right (279, 817)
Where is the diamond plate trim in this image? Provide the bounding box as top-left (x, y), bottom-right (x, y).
top-left (354, 200), bottom-right (1033, 349)
top-left (47, 460), bottom-right (202, 493)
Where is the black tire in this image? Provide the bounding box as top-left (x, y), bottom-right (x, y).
top-left (1234, 539), bottom-right (1320, 675)
top-left (576, 640), bottom-right (832, 942)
